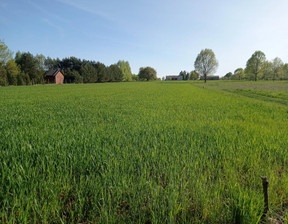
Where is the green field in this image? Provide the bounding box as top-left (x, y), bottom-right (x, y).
top-left (1, 81), bottom-right (288, 223)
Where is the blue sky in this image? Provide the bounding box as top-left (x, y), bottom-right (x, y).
top-left (1, 0), bottom-right (288, 78)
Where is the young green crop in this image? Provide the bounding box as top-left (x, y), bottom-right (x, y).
top-left (0, 81), bottom-right (288, 223)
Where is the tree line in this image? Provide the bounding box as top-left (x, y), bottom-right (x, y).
top-left (176, 49), bottom-right (288, 82)
top-left (224, 51), bottom-right (288, 81)
top-left (172, 49), bottom-right (218, 82)
top-left (0, 40), bottom-right (158, 86)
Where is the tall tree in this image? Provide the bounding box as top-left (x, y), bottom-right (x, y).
top-left (189, 70), bottom-right (199, 80)
top-left (6, 60), bottom-right (20, 85)
top-left (233, 68), bottom-right (245, 80)
top-left (179, 70), bottom-right (189, 80)
top-left (94, 62), bottom-right (107, 82)
top-left (194, 49), bottom-right (218, 83)
top-left (272, 57), bottom-right (284, 81)
top-left (0, 40), bottom-right (13, 86)
top-left (262, 61), bottom-right (273, 80)
top-left (245, 51), bottom-right (266, 81)
top-left (0, 40), bottom-right (13, 65)
top-left (0, 65), bottom-right (7, 86)
top-left (283, 64), bottom-right (288, 80)
top-left (138, 67), bottom-right (157, 81)
top-left (45, 57), bottom-right (61, 70)
top-left (60, 57), bottom-right (82, 72)
top-left (117, 60), bottom-right (132, 81)
top-left (80, 63), bottom-right (97, 83)
top-left (15, 52), bottom-right (38, 83)
top-left (63, 69), bottom-right (82, 83)
top-left (108, 64), bottom-right (123, 82)
top-left (224, 72), bottom-right (233, 80)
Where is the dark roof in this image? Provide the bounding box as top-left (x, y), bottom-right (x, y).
top-left (166, 75), bottom-right (182, 78)
top-left (45, 69), bottom-right (62, 77)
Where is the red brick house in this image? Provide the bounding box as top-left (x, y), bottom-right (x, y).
top-left (45, 69), bottom-right (64, 84)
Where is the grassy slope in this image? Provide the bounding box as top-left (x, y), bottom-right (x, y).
top-left (0, 81), bottom-right (288, 223)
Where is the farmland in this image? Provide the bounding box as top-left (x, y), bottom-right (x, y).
top-left (1, 81), bottom-right (288, 223)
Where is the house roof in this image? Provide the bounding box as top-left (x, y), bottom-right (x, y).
top-left (166, 75), bottom-right (181, 78)
top-left (45, 69), bottom-right (62, 77)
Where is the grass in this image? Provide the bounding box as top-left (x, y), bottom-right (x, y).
top-left (1, 81), bottom-right (288, 223)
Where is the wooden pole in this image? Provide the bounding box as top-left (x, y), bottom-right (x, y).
top-left (261, 176), bottom-right (269, 218)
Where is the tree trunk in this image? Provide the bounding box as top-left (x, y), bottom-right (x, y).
top-left (204, 74), bottom-right (207, 83)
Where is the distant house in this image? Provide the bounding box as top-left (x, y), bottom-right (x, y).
top-left (200, 75), bottom-right (220, 80)
top-left (45, 69), bottom-right (64, 84)
top-left (165, 75), bottom-right (183, 81)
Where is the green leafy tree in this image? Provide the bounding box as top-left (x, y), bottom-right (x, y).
top-left (189, 70), bottom-right (199, 80)
top-left (0, 65), bottom-right (7, 86)
top-left (16, 73), bottom-right (25, 85)
top-left (283, 64), bottom-right (288, 80)
top-left (6, 60), bottom-right (20, 85)
top-left (108, 64), bottom-right (123, 82)
top-left (0, 40), bottom-right (13, 86)
top-left (224, 72), bottom-right (233, 80)
top-left (262, 61), bottom-right (273, 80)
top-left (245, 51), bottom-right (266, 81)
top-left (15, 52), bottom-right (37, 84)
top-left (179, 70), bottom-right (189, 80)
top-left (117, 60), bottom-right (132, 81)
top-left (63, 69), bottom-right (81, 84)
top-left (80, 63), bottom-right (97, 83)
top-left (194, 49), bottom-right (218, 83)
top-left (0, 40), bottom-right (13, 65)
top-left (60, 57), bottom-right (82, 72)
top-left (45, 57), bottom-right (61, 70)
top-left (233, 68), bottom-right (245, 80)
top-left (138, 67), bottom-right (157, 81)
top-left (132, 74), bottom-right (139, 81)
top-left (272, 57), bottom-right (284, 81)
top-left (95, 62), bottom-right (107, 82)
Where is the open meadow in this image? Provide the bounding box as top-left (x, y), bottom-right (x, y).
top-left (1, 81), bottom-right (288, 223)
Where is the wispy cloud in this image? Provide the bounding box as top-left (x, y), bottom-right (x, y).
top-left (55, 0), bottom-right (116, 22)
top-left (27, 0), bottom-right (69, 24)
top-left (42, 18), bottom-right (65, 38)
top-left (26, 0), bottom-right (67, 38)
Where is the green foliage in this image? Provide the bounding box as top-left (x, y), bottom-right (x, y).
top-left (15, 52), bottom-right (45, 84)
top-left (283, 64), bottom-right (288, 80)
top-left (272, 57), bottom-right (284, 81)
top-left (0, 40), bottom-right (13, 65)
top-left (194, 49), bottom-right (218, 83)
top-left (189, 70), bottom-right (200, 80)
top-left (132, 74), bottom-right (139, 81)
top-left (108, 64), bottom-right (123, 82)
top-left (0, 40), bottom-right (14, 86)
top-left (245, 51), bottom-right (266, 81)
top-left (224, 72), bottom-right (233, 80)
top-left (1, 81), bottom-right (288, 223)
top-left (63, 69), bottom-right (81, 84)
top-left (16, 73), bottom-right (25, 85)
top-left (262, 61), bottom-right (273, 80)
top-left (117, 60), bottom-right (132, 81)
top-left (138, 66), bottom-right (157, 81)
top-left (45, 57), bottom-right (61, 70)
top-left (0, 65), bottom-right (7, 86)
top-left (95, 62), bottom-right (107, 82)
top-left (233, 68), bottom-right (245, 80)
top-left (80, 63), bottom-right (97, 83)
top-left (179, 70), bottom-right (189, 80)
top-left (6, 60), bottom-right (20, 85)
